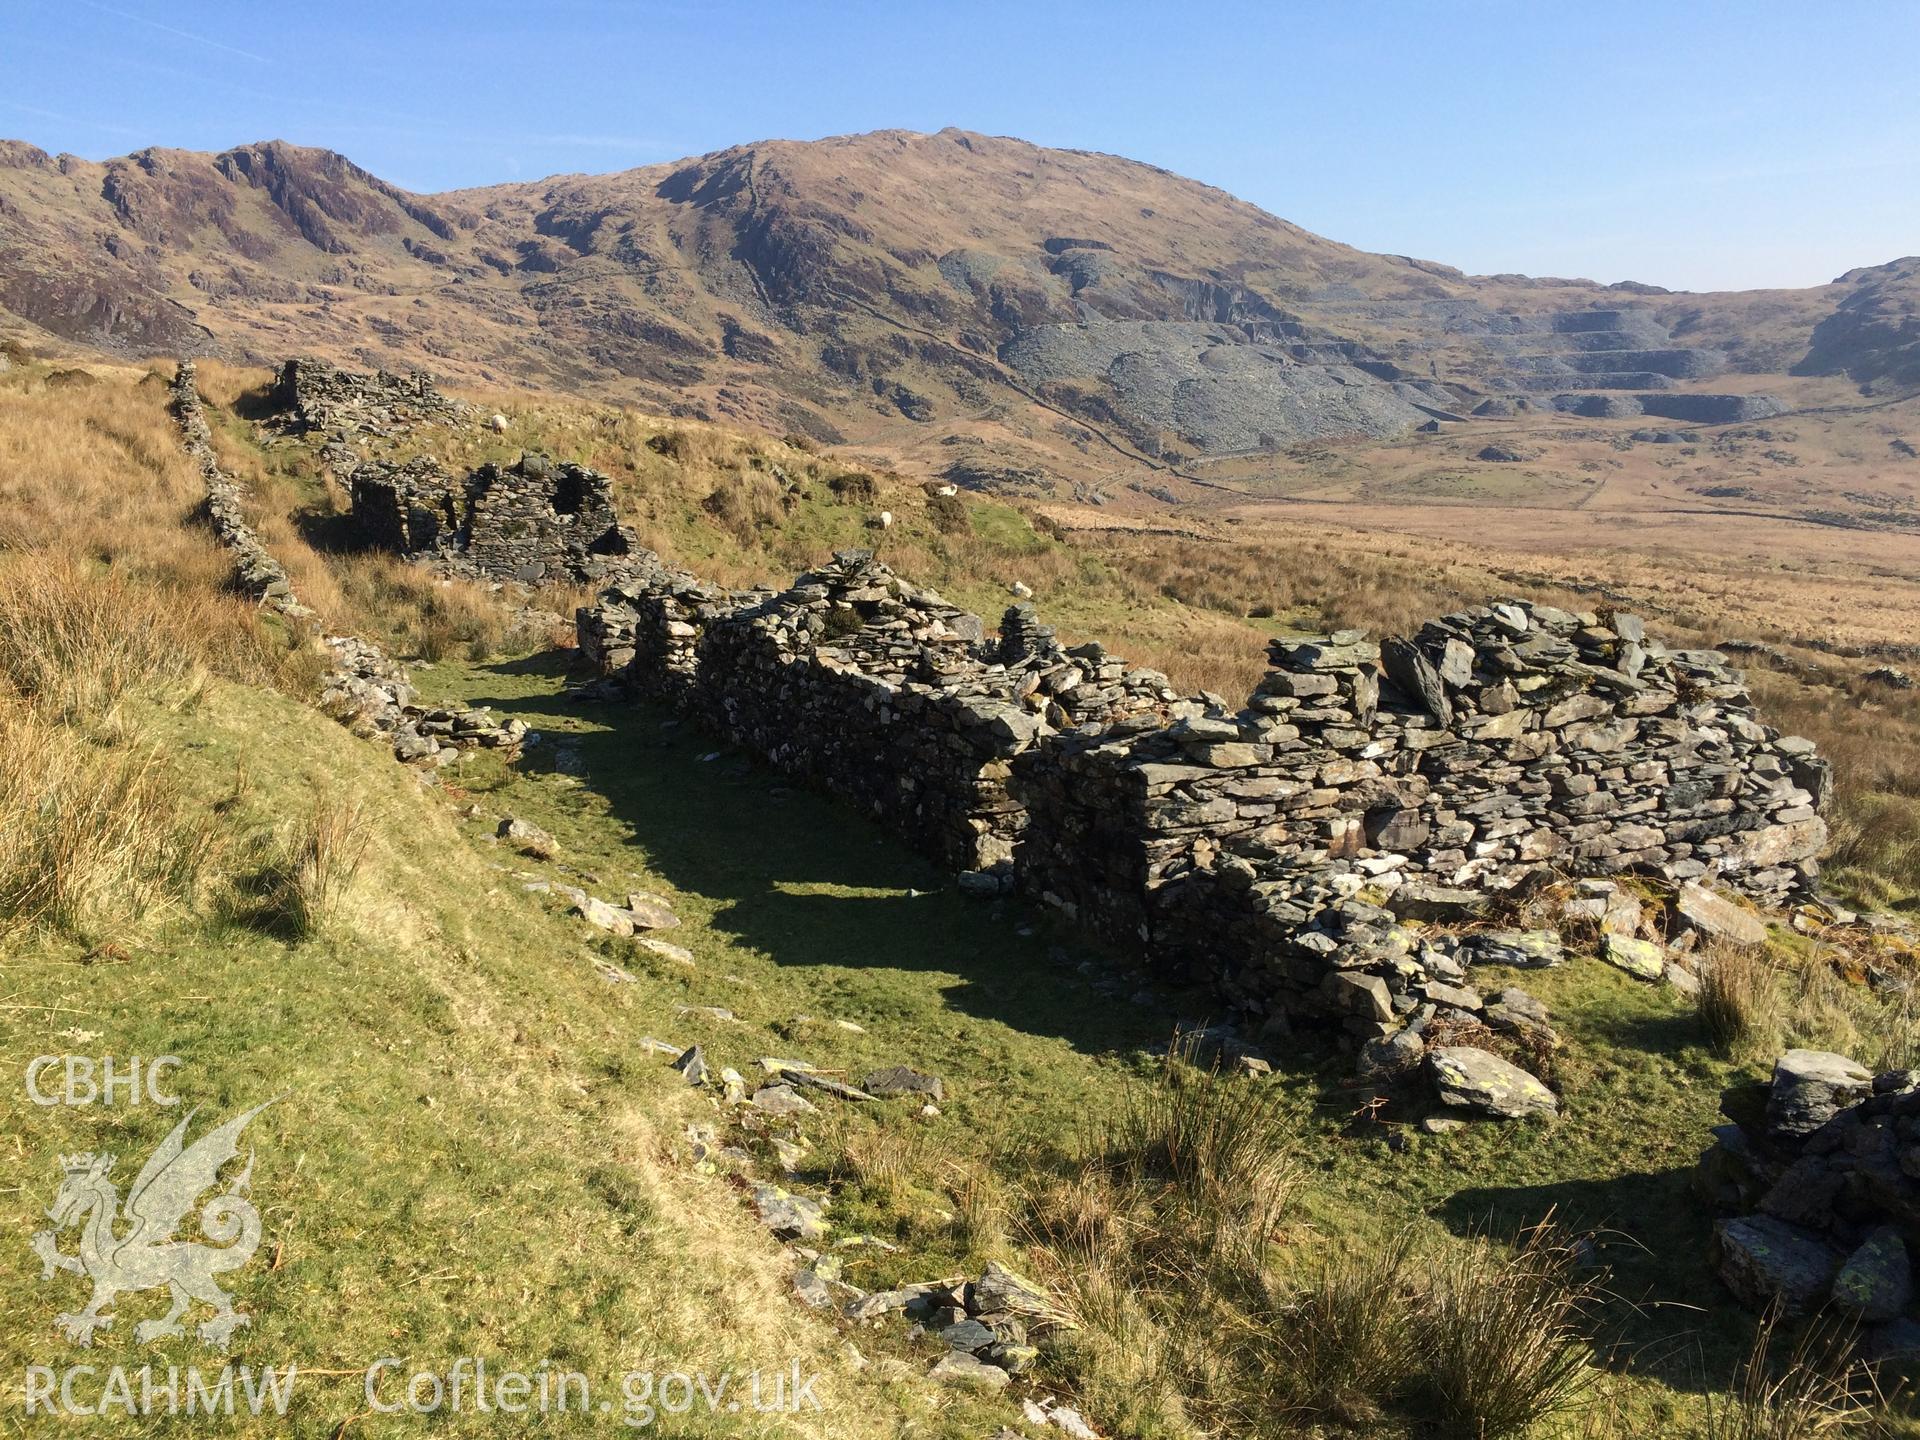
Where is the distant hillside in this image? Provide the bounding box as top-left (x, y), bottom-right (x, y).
top-left (1, 129), bottom-right (1914, 484)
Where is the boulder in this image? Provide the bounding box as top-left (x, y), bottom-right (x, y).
top-left (1663, 962), bottom-right (1702, 997)
top-left (497, 815), bottom-right (558, 858)
top-left (939, 1318), bottom-right (997, 1352)
top-left (1832, 1228), bottom-right (1914, 1322)
top-left (1485, 987), bottom-right (1558, 1047)
top-left (751, 1183), bottom-right (827, 1242)
top-left (778, 1068), bottom-right (876, 1102)
top-left (671, 1044), bottom-right (708, 1086)
top-left (749, 1084), bottom-right (817, 1115)
top-left (1766, 1050), bottom-right (1874, 1139)
top-left (1358, 1027), bottom-right (1426, 1081)
top-left (928, 1352), bottom-right (1010, 1389)
top-left (861, 1065), bottom-right (944, 1102)
top-left (623, 895), bottom-right (681, 930)
top-left (1601, 933), bottom-right (1666, 981)
top-left (1711, 1215), bottom-right (1841, 1315)
top-left (972, 1262), bottom-right (1056, 1321)
top-left (1467, 931), bottom-right (1565, 968)
top-left (1324, 970), bottom-right (1393, 1022)
top-left (1676, 883), bottom-right (1767, 946)
top-left (573, 896), bottom-right (634, 937)
top-left (1429, 1047), bottom-right (1558, 1119)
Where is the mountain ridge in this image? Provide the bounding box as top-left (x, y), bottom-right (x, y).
top-left (2, 128), bottom-right (1914, 485)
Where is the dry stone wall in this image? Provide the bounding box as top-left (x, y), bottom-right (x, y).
top-left (580, 549), bottom-right (1186, 872)
top-left (1014, 602), bottom-right (1829, 1037)
top-left (171, 362), bottom-right (305, 618)
top-left (584, 565), bottom-right (1830, 1045)
top-left (269, 356), bottom-right (468, 473)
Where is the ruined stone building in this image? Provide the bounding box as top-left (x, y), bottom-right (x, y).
top-left (349, 451), bottom-right (634, 585)
top-left (578, 550), bottom-right (1829, 1043)
top-left (268, 356), bottom-right (635, 585)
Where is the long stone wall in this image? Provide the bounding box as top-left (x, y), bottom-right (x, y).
top-left (578, 546), bottom-right (1830, 1042)
top-left (580, 549), bottom-right (1185, 872)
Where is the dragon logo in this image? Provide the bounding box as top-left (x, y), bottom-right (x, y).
top-left (30, 1099), bottom-right (280, 1348)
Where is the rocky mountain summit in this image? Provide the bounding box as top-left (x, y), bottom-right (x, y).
top-left (2, 130), bottom-right (1913, 488)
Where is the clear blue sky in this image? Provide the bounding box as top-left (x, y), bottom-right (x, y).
top-left (5, 0), bottom-right (1916, 292)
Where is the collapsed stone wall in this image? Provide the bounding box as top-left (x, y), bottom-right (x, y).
top-left (1696, 1050), bottom-right (1917, 1343)
top-left (1014, 602), bottom-right (1828, 1036)
top-left (576, 553), bottom-right (742, 705)
top-left (270, 356), bottom-right (468, 462)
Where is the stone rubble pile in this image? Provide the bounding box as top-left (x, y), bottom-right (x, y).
top-left (318, 634), bottom-right (526, 763)
top-left (1697, 1049), bottom-right (1917, 1349)
top-left (646, 1014), bottom-right (1073, 1395)
top-left (170, 362), bottom-right (523, 766)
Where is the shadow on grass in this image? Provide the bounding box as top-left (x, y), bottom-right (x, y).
top-left (456, 651), bottom-right (1193, 1059)
top-left (455, 650), bottom-right (1799, 1399)
top-left (1440, 1167), bottom-right (1757, 1397)
top-left (291, 503), bottom-right (363, 557)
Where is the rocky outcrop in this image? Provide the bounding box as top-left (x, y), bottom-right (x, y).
top-left (1793, 257), bottom-right (1920, 392)
top-left (1697, 1055), bottom-right (1918, 1335)
top-left (1000, 319), bottom-right (1449, 454)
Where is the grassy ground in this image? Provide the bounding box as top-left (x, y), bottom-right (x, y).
top-left (409, 649), bottom-right (1919, 1437)
top-left (5, 360), bottom-right (1913, 1436)
top-left (1, 678), bottom-right (1029, 1436)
